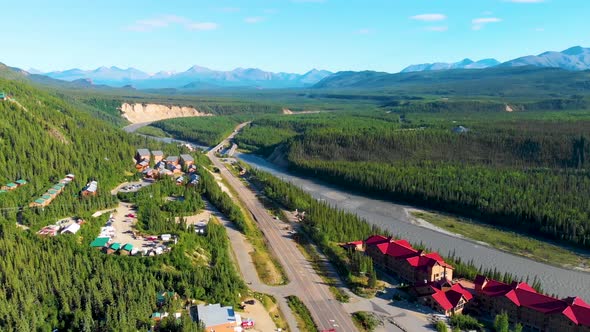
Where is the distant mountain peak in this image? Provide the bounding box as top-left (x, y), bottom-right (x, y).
top-left (401, 58), bottom-right (499, 73)
top-left (562, 46), bottom-right (585, 55)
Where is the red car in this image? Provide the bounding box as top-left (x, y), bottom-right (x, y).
top-left (126, 213), bottom-right (136, 218)
top-left (146, 236), bottom-right (157, 241)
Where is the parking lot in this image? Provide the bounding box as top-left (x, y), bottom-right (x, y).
top-left (105, 201), bottom-right (171, 256)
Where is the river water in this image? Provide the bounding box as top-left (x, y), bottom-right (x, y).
top-left (235, 153), bottom-right (590, 300)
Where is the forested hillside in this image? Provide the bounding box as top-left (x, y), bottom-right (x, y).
top-left (236, 112), bottom-right (590, 248)
top-left (0, 78), bottom-right (244, 331)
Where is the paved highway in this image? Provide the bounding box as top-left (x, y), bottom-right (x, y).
top-left (208, 125), bottom-right (358, 332)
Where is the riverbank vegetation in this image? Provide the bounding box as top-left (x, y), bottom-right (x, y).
top-left (236, 111), bottom-right (590, 250)
top-left (412, 211), bottom-right (590, 270)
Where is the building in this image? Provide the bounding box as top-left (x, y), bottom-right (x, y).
top-left (90, 237), bottom-right (110, 249)
top-left (15, 179), bottom-right (27, 186)
top-left (166, 156), bottom-right (179, 166)
top-left (0, 92), bottom-right (7, 101)
top-left (136, 160), bottom-right (149, 171)
top-left (120, 243), bottom-right (133, 256)
top-left (135, 148), bottom-right (151, 163)
top-left (152, 150), bottom-right (164, 163)
top-left (473, 275), bottom-right (590, 332)
top-left (81, 181), bottom-right (98, 196)
top-left (180, 154), bottom-right (194, 168)
top-left (60, 223), bottom-right (81, 235)
top-left (3, 182), bottom-right (18, 191)
top-left (192, 304), bottom-right (241, 332)
top-left (413, 279), bottom-right (474, 316)
top-left (107, 242), bottom-right (121, 254)
top-left (188, 173), bottom-right (200, 186)
top-left (363, 235), bottom-right (453, 284)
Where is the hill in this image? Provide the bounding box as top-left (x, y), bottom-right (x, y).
top-left (0, 77), bottom-right (244, 330)
top-left (312, 66), bottom-right (590, 98)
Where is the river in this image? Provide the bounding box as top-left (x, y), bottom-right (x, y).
top-left (235, 153), bottom-right (590, 300)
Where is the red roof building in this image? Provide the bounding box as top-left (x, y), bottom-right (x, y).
top-left (363, 235), bottom-right (453, 284)
top-left (473, 275), bottom-right (590, 331)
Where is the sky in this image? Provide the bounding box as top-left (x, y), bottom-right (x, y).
top-left (1, 0), bottom-right (589, 74)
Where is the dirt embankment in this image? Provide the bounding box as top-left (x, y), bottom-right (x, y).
top-left (282, 108), bottom-right (320, 115)
top-left (120, 103), bottom-right (213, 124)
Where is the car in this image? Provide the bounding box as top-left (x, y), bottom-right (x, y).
top-left (127, 213), bottom-right (136, 218)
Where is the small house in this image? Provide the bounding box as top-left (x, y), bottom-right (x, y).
top-left (180, 154), bottom-right (194, 168)
top-left (161, 234), bottom-right (171, 242)
top-left (60, 223), bottom-right (81, 235)
top-left (166, 156), bottom-right (179, 166)
top-left (15, 179), bottom-right (27, 186)
top-left (66, 174), bottom-right (75, 180)
top-left (90, 237), bottom-right (110, 250)
top-left (152, 150), bottom-right (164, 163)
top-left (107, 242), bottom-right (121, 254)
top-left (120, 243), bottom-right (133, 255)
top-left (30, 198), bottom-right (47, 207)
top-left (135, 148), bottom-right (151, 163)
top-left (0, 92), bottom-right (7, 101)
top-left (81, 181), bottom-right (98, 196)
top-left (191, 303), bottom-right (240, 332)
top-left (5, 183), bottom-right (18, 191)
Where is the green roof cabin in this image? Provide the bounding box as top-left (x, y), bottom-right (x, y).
top-left (120, 243), bottom-right (133, 255)
top-left (15, 179), bottom-right (27, 186)
top-left (90, 237), bottom-right (110, 249)
top-left (6, 183), bottom-right (17, 190)
top-left (0, 92), bottom-right (7, 101)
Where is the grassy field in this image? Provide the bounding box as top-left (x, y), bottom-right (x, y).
top-left (411, 211), bottom-right (590, 271)
top-left (286, 295), bottom-right (319, 332)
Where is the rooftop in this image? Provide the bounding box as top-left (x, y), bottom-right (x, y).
top-left (152, 150), bottom-right (164, 156)
top-left (195, 303), bottom-right (236, 328)
top-left (136, 148), bottom-right (150, 156)
top-left (180, 154), bottom-right (194, 162)
top-left (90, 237), bottom-right (110, 247)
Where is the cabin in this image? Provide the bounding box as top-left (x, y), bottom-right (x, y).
top-left (107, 242), bottom-right (121, 254)
top-left (4, 182), bottom-right (18, 191)
top-left (15, 179), bottom-right (27, 186)
top-left (180, 154), bottom-right (194, 168)
top-left (152, 150), bottom-right (164, 163)
top-left (81, 181), bottom-right (98, 196)
top-left (135, 149), bottom-right (151, 163)
top-left (136, 160), bottom-right (149, 171)
top-left (166, 156), bottom-right (179, 166)
top-left (0, 92), bottom-right (7, 101)
top-left (90, 237), bottom-right (110, 250)
top-left (120, 243), bottom-right (133, 256)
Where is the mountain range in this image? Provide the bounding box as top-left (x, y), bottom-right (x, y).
top-left (41, 66), bottom-right (333, 89)
top-left (400, 46), bottom-right (590, 73)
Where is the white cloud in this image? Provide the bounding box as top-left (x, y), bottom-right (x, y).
top-left (185, 22), bottom-right (219, 31)
top-left (127, 15), bottom-right (218, 32)
top-left (472, 17), bottom-right (502, 30)
top-left (534, 27), bottom-right (545, 32)
top-left (219, 7), bottom-right (240, 13)
top-left (410, 13), bottom-right (447, 22)
top-left (244, 16), bottom-right (265, 24)
top-left (505, 0), bottom-right (544, 3)
top-left (425, 26), bottom-right (448, 32)
top-left (355, 28), bottom-right (372, 35)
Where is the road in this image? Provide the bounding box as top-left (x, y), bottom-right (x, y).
top-left (208, 125), bottom-right (359, 332)
top-left (236, 153), bottom-right (590, 301)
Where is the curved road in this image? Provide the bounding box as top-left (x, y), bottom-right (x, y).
top-left (236, 153), bottom-right (590, 301)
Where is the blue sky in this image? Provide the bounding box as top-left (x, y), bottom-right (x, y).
top-left (1, 0), bottom-right (589, 73)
